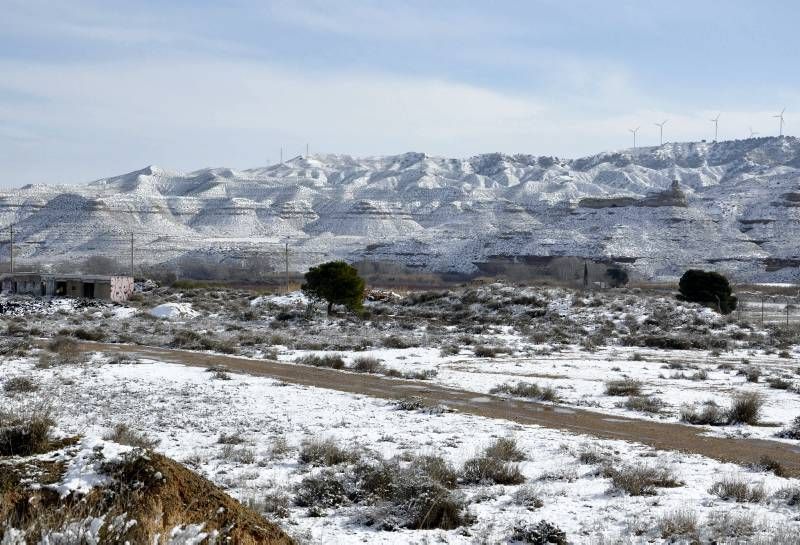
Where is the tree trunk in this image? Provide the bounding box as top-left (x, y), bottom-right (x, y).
top-left (327, 301), bottom-right (333, 315)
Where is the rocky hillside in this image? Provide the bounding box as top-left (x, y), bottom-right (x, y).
top-left (1, 137), bottom-right (799, 282)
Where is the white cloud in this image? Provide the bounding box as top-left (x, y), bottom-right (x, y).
top-left (0, 54), bottom-right (795, 186)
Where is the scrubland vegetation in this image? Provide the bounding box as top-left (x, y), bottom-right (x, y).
top-left (1, 279), bottom-right (798, 543)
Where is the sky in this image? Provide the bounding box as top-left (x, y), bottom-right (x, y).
top-left (1, 0), bottom-right (798, 186)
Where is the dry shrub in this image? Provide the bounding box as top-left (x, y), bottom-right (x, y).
top-left (296, 354), bottom-right (345, 370)
top-left (490, 382), bottom-right (559, 402)
top-left (3, 376), bottom-right (39, 394)
top-left (247, 489), bottom-right (291, 519)
top-left (294, 470), bottom-right (349, 511)
top-left (512, 485), bottom-right (544, 511)
top-left (727, 392), bottom-right (763, 424)
top-left (350, 356), bottom-right (384, 374)
top-left (510, 520), bottom-right (567, 545)
top-left (353, 457), bottom-right (468, 531)
top-left (657, 509), bottom-right (698, 540)
top-left (0, 407), bottom-right (54, 456)
top-left (461, 445), bottom-right (525, 486)
top-left (45, 336), bottom-right (81, 364)
top-left (605, 379), bottom-right (642, 396)
top-left (776, 416), bottom-right (800, 439)
top-left (604, 463), bottom-right (682, 496)
top-left (709, 475), bottom-right (766, 503)
top-left (680, 401), bottom-right (727, 425)
top-left (484, 437), bottom-right (525, 462)
top-left (299, 438), bottom-right (360, 466)
top-left (623, 395), bottom-right (664, 414)
top-left (104, 423), bottom-right (159, 449)
top-left (706, 509), bottom-right (757, 539)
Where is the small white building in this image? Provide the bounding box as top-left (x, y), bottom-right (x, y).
top-left (0, 273), bottom-right (134, 302)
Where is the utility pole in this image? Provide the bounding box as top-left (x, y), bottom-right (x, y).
top-left (130, 232), bottom-right (134, 278)
top-left (9, 224), bottom-right (13, 274)
top-left (284, 242), bottom-right (290, 294)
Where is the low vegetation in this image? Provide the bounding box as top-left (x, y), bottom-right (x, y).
top-left (604, 463), bottom-right (682, 496)
top-left (490, 382), bottom-right (559, 402)
top-left (709, 475), bottom-right (766, 503)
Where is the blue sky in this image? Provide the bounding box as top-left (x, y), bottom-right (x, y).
top-left (1, 0), bottom-right (798, 186)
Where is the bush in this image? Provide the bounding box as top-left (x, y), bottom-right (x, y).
top-left (605, 379), bottom-right (642, 396)
top-left (658, 509), bottom-right (698, 540)
top-left (294, 469), bottom-right (349, 510)
top-left (680, 401), bottom-right (727, 425)
top-left (248, 490), bottom-right (291, 519)
top-left (104, 423), bottom-right (159, 449)
top-left (677, 269), bottom-right (737, 314)
top-left (0, 408), bottom-right (54, 456)
top-left (776, 416), bottom-right (800, 439)
top-left (3, 376), bottom-right (39, 394)
top-left (71, 327), bottom-right (106, 342)
top-left (623, 395), bottom-right (664, 414)
top-left (349, 456), bottom-right (467, 530)
top-left (604, 464), bottom-right (682, 496)
top-left (727, 392), bottom-right (763, 424)
top-left (484, 437), bottom-right (525, 462)
top-left (512, 485), bottom-right (544, 511)
top-left (46, 336), bottom-right (81, 363)
top-left (510, 521), bottom-right (567, 545)
top-left (461, 455), bottom-right (525, 485)
top-left (299, 438), bottom-right (360, 466)
top-left (709, 475), bottom-right (766, 503)
top-left (490, 382), bottom-right (559, 402)
top-left (350, 356), bottom-right (384, 374)
top-left (296, 354), bottom-right (345, 370)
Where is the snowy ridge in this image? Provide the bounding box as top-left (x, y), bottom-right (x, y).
top-left (1, 137), bottom-right (799, 281)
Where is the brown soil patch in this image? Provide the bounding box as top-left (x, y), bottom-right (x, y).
top-left (1, 445), bottom-right (293, 544)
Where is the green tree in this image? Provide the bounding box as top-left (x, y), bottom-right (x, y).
top-left (677, 269), bottom-right (737, 314)
top-left (301, 261), bottom-right (365, 315)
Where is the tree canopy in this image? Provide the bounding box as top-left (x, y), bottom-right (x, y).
top-left (301, 261), bottom-right (365, 314)
top-left (677, 269), bottom-right (737, 314)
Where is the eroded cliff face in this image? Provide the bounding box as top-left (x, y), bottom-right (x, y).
top-left (1, 137), bottom-right (798, 282)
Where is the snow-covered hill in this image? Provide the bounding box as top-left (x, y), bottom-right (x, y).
top-left (1, 137), bottom-right (799, 281)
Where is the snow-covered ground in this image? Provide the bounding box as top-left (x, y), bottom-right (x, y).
top-left (2, 355), bottom-right (799, 544)
top-left (277, 343), bottom-right (800, 443)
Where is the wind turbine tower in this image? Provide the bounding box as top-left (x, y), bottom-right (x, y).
top-left (654, 119), bottom-right (668, 146)
top-left (710, 114), bottom-right (721, 142)
top-left (774, 108), bottom-right (786, 137)
top-left (629, 126), bottom-right (640, 149)
top-left (749, 127), bottom-right (759, 138)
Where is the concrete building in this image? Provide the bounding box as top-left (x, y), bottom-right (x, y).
top-left (0, 273), bottom-right (134, 302)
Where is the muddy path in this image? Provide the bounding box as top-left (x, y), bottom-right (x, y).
top-left (77, 342), bottom-right (800, 477)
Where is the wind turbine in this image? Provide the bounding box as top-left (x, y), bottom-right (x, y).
top-left (709, 114), bottom-right (721, 141)
top-left (654, 119), bottom-right (668, 146)
top-left (749, 127), bottom-right (759, 138)
top-left (629, 126), bottom-right (640, 149)
top-left (774, 108), bottom-right (786, 137)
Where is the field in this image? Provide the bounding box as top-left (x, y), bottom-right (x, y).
top-left (1, 282), bottom-right (799, 543)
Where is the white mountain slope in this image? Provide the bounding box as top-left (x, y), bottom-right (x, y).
top-left (1, 137), bottom-right (799, 282)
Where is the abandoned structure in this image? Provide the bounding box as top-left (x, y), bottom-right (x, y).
top-left (0, 273), bottom-right (134, 302)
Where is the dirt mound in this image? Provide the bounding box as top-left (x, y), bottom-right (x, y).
top-left (1, 439), bottom-right (293, 544)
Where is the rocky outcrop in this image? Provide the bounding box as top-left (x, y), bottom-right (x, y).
top-left (0, 137), bottom-right (798, 282)
top-left (578, 180), bottom-right (687, 208)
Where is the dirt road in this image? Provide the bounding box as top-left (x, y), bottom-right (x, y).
top-left (78, 342), bottom-right (800, 476)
